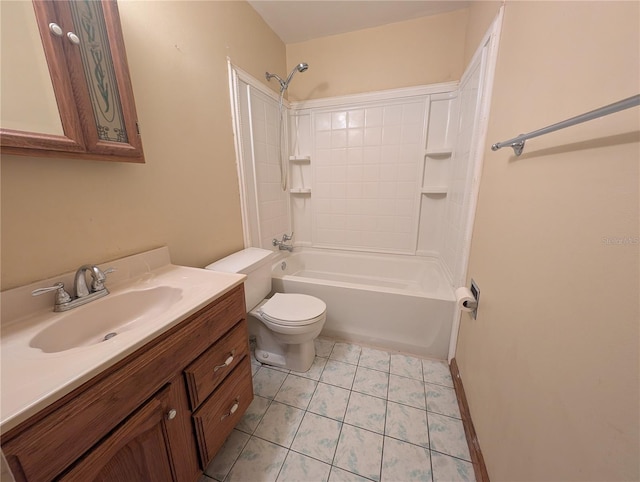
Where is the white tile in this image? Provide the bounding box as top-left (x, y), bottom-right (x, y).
top-left (365, 107), bottom-right (383, 127)
top-left (254, 401), bottom-right (305, 447)
top-left (203, 429), bottom-right (250, 481)
top-left (344, 391), bottom-right (387, 434)
top-left (291, 412), bottom-right (342, 464)
top-left (381, 437), bottom-right (432, 482)
top-left (428, 413), bottom-right (471, 461)
top-left (390, 354), bottom-right (423, 380)
top-left (334, 425), bottom-right (383, 481)
top-left (352, 366), bottom-right (389, 399)
top-left (308, 382), bottom-right (351, 422)
top-left (226, 437), bottom-right (288, 482)
top-left (291, 356), bottom-right (327, 381)
top-left (348, 110), bottom-right (365, 128)
top-left (315, 337), bottom-right (336, 358)
top-left (422, 359), bottom-right (454, 388)
top-left (274, 374), bottom-right (318, 410)
top-left (332, 112), bottom-right (347, 129)
top-left (329, 342), bottom-right (361, 365)
top-left (236, 395), bottom-right (271, 434)
top-left (332, 130), bottom-right (348, 148)
top-left (328, 467), bottom-right (372, 482)
top-left (358, 347), bottom-right (390, 372)
top-left (253, 367), bottom-right (288, 399)
top-left (388, 374), bottom-right (426, 410)
top-left (426, 383), bottom-right (461, 419)
top-left (316, 112), bottom-right (332, 131)
top-left (431, 451), bottom-right (476, 482)
top-left (320, 360), bottom-right (357, 389)
top-left (385, 401), bottom-right (429, 448)
top-left (276, 451), bottom-right (331, 482)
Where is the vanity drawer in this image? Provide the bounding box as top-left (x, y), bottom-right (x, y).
top-left (184, 320), bottom-right (249, 408)
top-left (192, 357), bottom-right (253, 466)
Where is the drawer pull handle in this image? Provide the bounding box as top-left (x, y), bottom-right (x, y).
top-left (167, 409), bottom-right (177, 420)
top-left (220, 399), bottom-right (240, 421)
top-left (214, 350), bottom-right (236, 372)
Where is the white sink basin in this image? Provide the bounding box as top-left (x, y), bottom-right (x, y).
top-left (29, 286), bottom-right (183, 353)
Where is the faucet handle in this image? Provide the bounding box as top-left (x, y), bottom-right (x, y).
top-left (283, 232), bottom-right (294, 242)
top-left (32, 282), bottom-right (73, 305)
top-left (92, 267), bottom-right (116, 292)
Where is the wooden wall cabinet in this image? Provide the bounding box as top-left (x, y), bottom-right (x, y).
top-left (1, 285), bottom-right (253, 481)
top-left (0, 0), bottom-right (144, 163)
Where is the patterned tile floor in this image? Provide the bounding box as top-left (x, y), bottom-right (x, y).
top-left (199, 338), bottom-right (475, 482)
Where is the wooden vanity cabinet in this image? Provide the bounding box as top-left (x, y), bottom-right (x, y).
top-left (1, 284), bottom-right (253, 482)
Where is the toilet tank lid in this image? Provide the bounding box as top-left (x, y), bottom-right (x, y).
top-left (205, 247), bottom-right (274, 273)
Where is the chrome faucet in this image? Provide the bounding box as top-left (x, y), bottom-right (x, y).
top-left (32, 265), bottom-right (115, 312)
top-left (74, 264), bottom-right (109, 298)
top-left (272, 233), bottom-right (294, 252)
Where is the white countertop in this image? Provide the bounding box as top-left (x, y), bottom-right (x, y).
top-left (0, 247), bottom-right (245, 433)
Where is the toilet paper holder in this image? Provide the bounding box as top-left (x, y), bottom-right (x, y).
top-left (467, 279), bottom-right (480, 319)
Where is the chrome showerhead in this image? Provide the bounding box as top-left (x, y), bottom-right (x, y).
top-left (266, 62), bottom-right (309, 93)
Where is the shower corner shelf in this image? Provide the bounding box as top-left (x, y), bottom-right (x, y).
top-left (289, 156), bottom-right (311, 162)
top-left (289, 188), bottom-right (312, 194)
top-left (424, 148), bottom-right (452, 157)
top-left (421, 186), bottom-right (448, 195)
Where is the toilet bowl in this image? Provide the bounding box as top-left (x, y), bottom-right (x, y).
top-left (206, 248), bottom-right (327, 372)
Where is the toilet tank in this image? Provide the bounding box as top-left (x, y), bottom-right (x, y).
top-left (205, 248), bottom-right (275, 310)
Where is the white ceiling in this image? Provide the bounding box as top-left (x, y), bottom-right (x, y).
top-left (248, 1), bottom-right (470, 44)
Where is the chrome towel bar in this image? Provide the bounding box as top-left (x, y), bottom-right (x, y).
top-left (491, 94), bottom-right (640, 156)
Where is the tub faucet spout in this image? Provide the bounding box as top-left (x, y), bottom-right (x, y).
top-left (273, 233), bottom-right (294, 252)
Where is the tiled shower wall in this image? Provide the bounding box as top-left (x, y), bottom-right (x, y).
top-left (310, 101), bottom-right (426, 253)
top-left (288, 91), bottom-right (461, 275)
top-left (236, 79), bottom-right (478, 286)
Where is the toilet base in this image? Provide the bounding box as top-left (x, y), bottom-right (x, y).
top-left (255, 336), bottom-right (316, 372)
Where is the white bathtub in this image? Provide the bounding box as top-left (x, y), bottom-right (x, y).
top-left (271, 248), bottom-right (455, 360)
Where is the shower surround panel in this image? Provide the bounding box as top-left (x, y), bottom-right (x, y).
top-left (310, 102), bottom-right (426, 254)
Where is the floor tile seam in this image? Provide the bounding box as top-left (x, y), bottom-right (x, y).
top-left (429, 447), bottom-right (474, 464)
top-left (273, 447), bottom-right (290, 482)
top-left (423, 380), bottom-right (455, 389)
top-left (329, 357), bottom-right (360, 367)
top-left (357, 363), bottom-right (391, 374)
top-left (240, 396), bottom-right (275, 436)
top-left (208, 430), bottom-right (252, 482)
top-left (389, 371), bottom-right (427, 383)
top-left (329, 464), bottom-right (378, 482)
top-left (423, 371), bottom-right (434, 481)
top-left (381, 432), bottom-right (431, 450)
top-left (287, 446), bottom-right (335, 469)
top-left (267, 396), bottom-right (312, 414)
top-left (426, 410), bottom-right (463, 422)
top-left (249, 432), bottom-right (298, 452)
top-left (351, 386), bottom-right (389, 401)
top-left (329, 389), bottom-right (354, 467)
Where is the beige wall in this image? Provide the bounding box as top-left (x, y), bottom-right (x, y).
top-left (462, 1), bottom-right (502, 65)
top-left (1, 1), bottom-right (285, 290)
top-left (458, 2), bottom-right (639, 480)
top-left (285, 9), bottom-right (468, 101)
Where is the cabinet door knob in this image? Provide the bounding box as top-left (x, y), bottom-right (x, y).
top-left (49, 23), bottom-right (63, 37)
top-left (213, 350), bottom-right (236, 372)
top-left (66, 32), bottom-right (80, 45)
top-left (166, 409), bottom-right (177, 420)
top-left (220, 399), bottom-right (240, 421)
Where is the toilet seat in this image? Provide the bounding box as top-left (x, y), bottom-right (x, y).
top-left (259, 293), bottom-right (326, 327)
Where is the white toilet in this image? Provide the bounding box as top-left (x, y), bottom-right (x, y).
top-left (206, 248), bottom-right (326, 372)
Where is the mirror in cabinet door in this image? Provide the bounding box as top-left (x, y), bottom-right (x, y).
top-left (0, 0), bottom-right (144, 163)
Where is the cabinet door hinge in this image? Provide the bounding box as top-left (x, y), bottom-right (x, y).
top-left (136, 121), bottom-right (141, 135)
